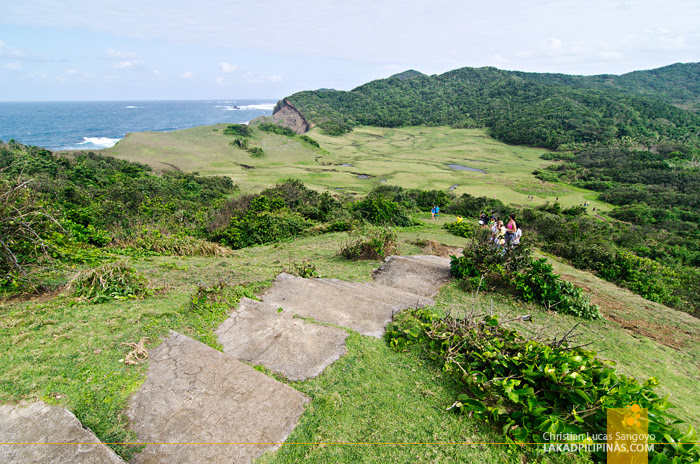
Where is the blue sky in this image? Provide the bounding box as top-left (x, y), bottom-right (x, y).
top-left (1, 0), bottom-right (698, 101)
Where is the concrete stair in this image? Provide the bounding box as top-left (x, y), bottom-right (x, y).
top-left (0, 401), bottom-right (125, 464)
top-left (215, 297), bottom-right (348, 381)
top-left (261, 272), bottom-right (434, 338)
top-left (127, 331), bottom-right (309, 464)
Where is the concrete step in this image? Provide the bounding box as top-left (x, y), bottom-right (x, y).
top-left (0, 401), bottom-right (125, 464)
top-left (215, 298), bottom-right (348, 381)
top-left (127, 331), bottom-right (309, 464)
top-left (262, 273), bottom-right (434, 338)
top-left (372, 255), bottom-right (452, 298)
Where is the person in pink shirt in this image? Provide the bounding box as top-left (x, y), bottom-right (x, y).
top-left (505, 213), bottom-right (517, 244)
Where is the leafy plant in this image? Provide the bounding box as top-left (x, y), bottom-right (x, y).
top-left (67, 261), bottom-right (149, 303)
top-left (350, 195), bottom-right (414, 227)
top-left (0, 176), bottom-right (59, 290)
top-left (444, 220), bottom-right (477, 238)
top-left (451, 231), bottom-right (601, 319)
top-left (340, 227), bottom-right (398, 260)
top-left (292, 260), bottom-right (318, 278)
top-left (386, 308), bottom-right (699, 463)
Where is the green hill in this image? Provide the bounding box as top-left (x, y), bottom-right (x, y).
top-left (281, 64), bottom-right (700, 150)
top-left (511, 62), bottom-right (700, 112)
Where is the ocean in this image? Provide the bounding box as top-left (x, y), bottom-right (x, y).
top-left (0, 100), bottom-right (278, 151)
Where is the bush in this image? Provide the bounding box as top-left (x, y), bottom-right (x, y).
top-left (444, 220), bottom-right (477, 238)
top-left (211, 210), bottom-right (311, 249)
top-left (0, 178), bottom-right (58, 282)
top-left (66, 261), bottom-right (149, 303)
top-left (340, 227), bottom-right (398, 260)
top-left (451, 230), bottom-right (601, 319)
top-left (248, 147), bottom-right (265, 158)
top-left (299, 135), bottom-right (320, 147)
top-left (223, 124), bottom-right (253, 137)
top-left (258, 122), bottom-right (297, 137)
top-left (230, 138), bottom-right (249, 149)
top-left (386, 308), bottom-right (699, 463)
top-left (261, 179), bottom-right (342, 221)
top-left (350, 195), bottom-right (414, 227)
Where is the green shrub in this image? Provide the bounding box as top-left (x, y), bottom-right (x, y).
top-left (340, 227), bottom-right (398, 260)
top-left (230, 138), bottom-right (249, 149)
top-left (248, 147), bottom-right (265, 158)
top-left (62, 220), bottom-right (111, 247)
top-left (513, 258), bottom-right (602, 319)
top-left (444, 220), bottom-right (477, 238)
top-left (261, 179), bottom-right (342, 221)
top-left (0, 177), bottom-right (58, 283)
top-left (451, 231), bottom-right (601, 319)
top-left (386, 308), bottom-right (699, 463)
top-left (318, 120), bottom-right (352, 136)
top-left (258, 122), bottom-right (297, 137)
top-left (299, 135), bottom-right (320, 147)
top-left (212, 210), bottom-right (311, 249)
top-left (350, 195), bottom-right (414, 227)
top-left (292, 260), bottom-right (318, 278)
top-left (223, 124), bottom-right (253, 137)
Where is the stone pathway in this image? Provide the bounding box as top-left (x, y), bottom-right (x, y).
top-left (0, 255), bottom-right (452, 464)
top-left (0, 401), bottom-right (125, 464)
top-left (127, 332), bottom-right (309, 464)
top-left (260, 272), bottom-right (434, 338)
top-left (215, 297), bottom-right (348, 381)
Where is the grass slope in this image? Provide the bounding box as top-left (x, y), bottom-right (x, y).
top-left (1, 215), bottom-right (697, 463)
top-left (102, 125), bottom-right (612, 213)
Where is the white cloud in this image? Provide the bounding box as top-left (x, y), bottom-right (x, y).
top-left (182, 71), bottom-right (193, 79)
top-left (113, 60), bottom-right (143, 69)
top-left (105, 48), bottom-right (144, 69)
top-left (105, 48), bottom-right (140, 60)
top-left (219, 62), bottom-right (238, 73)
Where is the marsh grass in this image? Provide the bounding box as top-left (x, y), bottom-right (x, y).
top-left (103, 125), bottom-right (611, 212)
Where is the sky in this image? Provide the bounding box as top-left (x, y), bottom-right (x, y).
top-left (0, 0), bottom-right (698, 101)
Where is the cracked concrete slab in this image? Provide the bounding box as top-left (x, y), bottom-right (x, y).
top-left (0, 401), bottom-right (124, 464)
top-left (372, 255), bottom-right (452, 298)
top-left (262, 273), bottom-right (433, 338)
top-left (215, 298), bottom-right (348, 381)
top-left (127, 332), bottom-right (309, 464)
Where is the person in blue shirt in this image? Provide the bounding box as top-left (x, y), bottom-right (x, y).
top-left (435, 206), bottom-right (440, 220)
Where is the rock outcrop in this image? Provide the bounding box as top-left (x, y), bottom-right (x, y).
top-left (270, 99), bottom-right (310, 134)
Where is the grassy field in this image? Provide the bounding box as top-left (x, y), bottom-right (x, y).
top-left (102, 124), bottom-right (612, 213)
top-left (1, 215), bottom-right (697, 463)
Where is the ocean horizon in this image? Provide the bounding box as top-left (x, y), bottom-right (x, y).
top-left (0, 99), bottom-right (278, 151)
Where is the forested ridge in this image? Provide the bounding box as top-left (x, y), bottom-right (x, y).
top-left (283, 63), bottom-right (700, 150)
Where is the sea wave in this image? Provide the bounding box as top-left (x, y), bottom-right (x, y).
top-left (215, 103), bottom-right (276, 111)
top-left (125, 105), bottom-right (142, 109)
top-left (78, 137), bottom-right (120, 148)
top-left (238, 103), bottom-right (276, 111)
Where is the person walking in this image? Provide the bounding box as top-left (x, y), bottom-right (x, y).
top-left (430, 206), bottom-right (435, 220)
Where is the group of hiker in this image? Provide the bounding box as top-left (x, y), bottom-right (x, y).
top-left (479, 211), bottom-right (522, 246)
